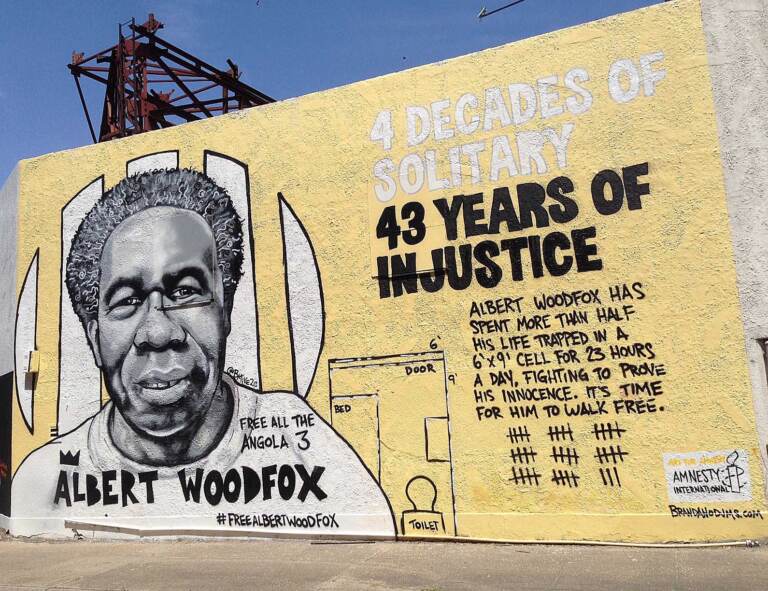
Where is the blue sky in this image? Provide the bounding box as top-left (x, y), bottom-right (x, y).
top-left (0, 0), bottom-right (660, 182)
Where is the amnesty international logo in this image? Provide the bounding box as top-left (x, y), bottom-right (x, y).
top-left (663, 449), bottom-right (752, 503)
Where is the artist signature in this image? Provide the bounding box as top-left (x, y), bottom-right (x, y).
top-left (226, 367), bottom-right (258, 389)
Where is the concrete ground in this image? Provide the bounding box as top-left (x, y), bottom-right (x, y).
top-left (0, 537), bottom-right (766, 591)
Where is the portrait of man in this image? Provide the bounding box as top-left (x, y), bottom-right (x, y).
top-left (11, 168), bottom-right (394, 537)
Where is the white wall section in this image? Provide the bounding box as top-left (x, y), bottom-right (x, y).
top-left (703, 0), bottom-right (768, 488)
top-left (57, 178), bottom-right (104, 434)
top-left (280, 195), bottom-right (324, 399)
top-left (14, 251), bottom-right (38, 433)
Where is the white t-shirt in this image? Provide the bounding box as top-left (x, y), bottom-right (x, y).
top-left (11, 376), bottom-right (395, 538)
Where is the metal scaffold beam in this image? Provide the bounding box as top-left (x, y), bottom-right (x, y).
top-left (68, 14), bottom-right (275, 143)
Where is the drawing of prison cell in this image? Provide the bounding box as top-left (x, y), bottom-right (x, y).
top-left (329, 351), bottom-right (457, 537)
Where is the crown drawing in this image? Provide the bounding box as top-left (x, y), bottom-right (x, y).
top-left (59, 450), bottom-right (80, 466)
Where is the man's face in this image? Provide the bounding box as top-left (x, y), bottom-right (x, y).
top-left (87, 206), bottom-right (230, 439)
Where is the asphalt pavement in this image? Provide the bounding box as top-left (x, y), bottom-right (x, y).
top-left (0, 536), bottom-right (766, 590)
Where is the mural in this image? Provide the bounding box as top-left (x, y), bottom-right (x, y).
top-left (10, 162), bottom-right (394, 537)
top-left (2, 0), bottom-right (767, 542)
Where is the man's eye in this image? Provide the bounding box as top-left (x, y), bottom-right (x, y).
top-left (118, 296), bottom-right (142, 307)
top-left (171, 286), bottom-right (198, 299)
top-left (109, 295), bottom-right (142, 314)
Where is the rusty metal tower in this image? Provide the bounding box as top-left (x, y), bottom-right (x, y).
top-left (68, 14), bottom-right (275, 143)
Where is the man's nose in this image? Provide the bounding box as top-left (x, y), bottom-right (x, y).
top-left (133, 291), bottom-right (187, 351)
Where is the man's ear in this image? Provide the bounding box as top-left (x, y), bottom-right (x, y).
top-left (86, 319), bottom-right (103, 368)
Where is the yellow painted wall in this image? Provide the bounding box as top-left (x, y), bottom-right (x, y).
top-left (7, 0), bottom-right (768, 541)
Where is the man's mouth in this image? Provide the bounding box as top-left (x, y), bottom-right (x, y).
top-left (139, 378), bottom-right (184, 390)
top-left (134, 370), bottom-right (192, 405)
